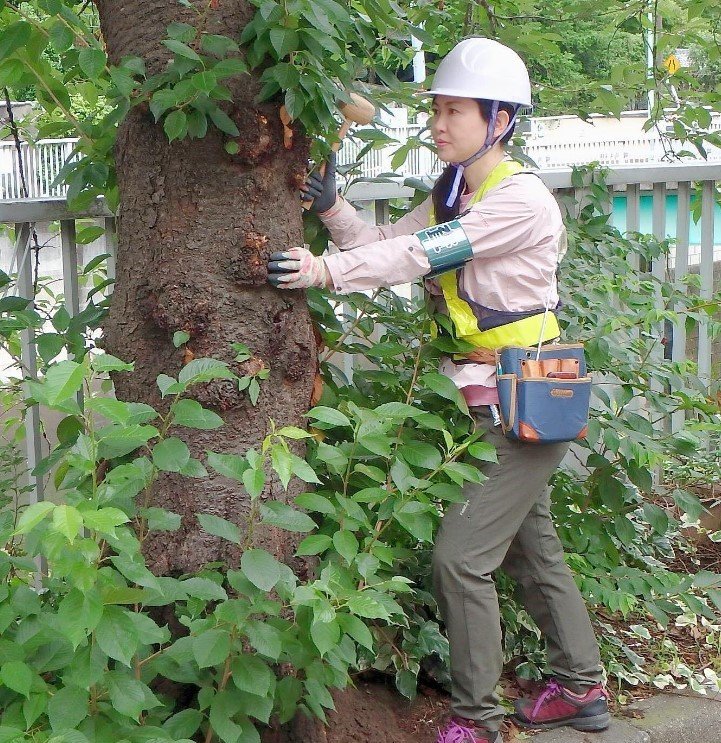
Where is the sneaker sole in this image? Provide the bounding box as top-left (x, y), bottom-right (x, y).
top-left (511, 711), bottom-right (611, 732)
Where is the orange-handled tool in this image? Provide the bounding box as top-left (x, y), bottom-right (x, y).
top-left (302, 92), bottom-right (376, 211)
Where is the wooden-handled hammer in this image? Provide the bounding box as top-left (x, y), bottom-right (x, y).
top-left (302, 92), bottom-right (376, 210)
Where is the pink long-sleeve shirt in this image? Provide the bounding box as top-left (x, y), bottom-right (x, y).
top-left (319, 172), bottom-right (567, 401)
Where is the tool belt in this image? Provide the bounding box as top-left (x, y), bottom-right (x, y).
top-left (496, 344), bottom-right (591, 443)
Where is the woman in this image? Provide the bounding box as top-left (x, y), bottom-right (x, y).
top-left (268, 38), bottom-right (608, 743)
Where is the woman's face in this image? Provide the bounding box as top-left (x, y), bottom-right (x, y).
top-left (430, 96), bottom-right (490, 163)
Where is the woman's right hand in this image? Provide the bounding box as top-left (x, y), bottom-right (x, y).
top-left (300, 152), bottom-right (338, 213)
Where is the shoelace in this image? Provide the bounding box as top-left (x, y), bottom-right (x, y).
top-left (437, 720), bottom-right (484, 743)
top-left (530, 679), bottom-right (563, 720)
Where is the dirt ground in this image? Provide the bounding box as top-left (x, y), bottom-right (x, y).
top-left (319, 674), bottom-right (533, 743)
top-left (315, 533), bottom-right (721, 743)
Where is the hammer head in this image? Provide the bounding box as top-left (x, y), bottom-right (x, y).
top-left (338, 93), bottom-right (376, 125)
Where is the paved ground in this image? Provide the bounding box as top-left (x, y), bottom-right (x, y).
top-left (529, 688), bottom-right (721, 743)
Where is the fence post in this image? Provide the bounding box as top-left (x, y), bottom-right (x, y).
top-left (104, 217), bottom-right (117, 284)
top-left (15, 221), bottom-right (45, 506)
top-left (671, 182), bottom-right (691, 434)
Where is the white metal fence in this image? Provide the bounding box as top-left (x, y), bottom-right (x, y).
top-left (0, 139), bottom-right (77, 199)
top-left (4, 122), bottom-right (721, 201)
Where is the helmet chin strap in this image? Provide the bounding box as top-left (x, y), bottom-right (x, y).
top-left (445, 101), bottom-right (520, 208)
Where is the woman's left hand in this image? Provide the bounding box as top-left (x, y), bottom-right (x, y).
top-left (267, 247), bottom-right (328, 289)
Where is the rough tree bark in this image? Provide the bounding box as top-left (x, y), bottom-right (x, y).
top-left (95, 4), bottom-right (423, 739)
top-left (97, 0), bottom-right (315, 576)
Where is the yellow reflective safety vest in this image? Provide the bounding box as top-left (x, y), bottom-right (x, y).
top-left (430, 160), bottom-right (561, 352)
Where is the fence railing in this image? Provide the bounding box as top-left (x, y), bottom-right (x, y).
top-left (4, 124), bottom-right (721, 203)
top-left (1, 160), bottom-right (720, 508)
top-left (0, 139), bottom-right (78, 199)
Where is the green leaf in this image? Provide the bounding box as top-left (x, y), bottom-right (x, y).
top-left (396, 668), bottom-right (418, 700)
top-left (394, 502), bottom-right (434, 542)
top-left (315, 442), bottom-right (348, 473)
top-left (613, 515), bottom-right (636, 545)
top-left (0, 22), bottom-right (32, 60)
top-left (95, 606), bottom-right (139, 667)
top-left (185, 108), bottom-right (208, 139)
top-left (310, 618), bottom-right (340, 656)
top-left (98, 424), bottom-right (157, 458)
top-left (289, 453), bottom-right (321, 484)
top-left (347, 592), bottom-right (390, 619)
top-left (0, 729), bottom-right (23, 743)
top-left (261, 502), bottom-right (316, 532)
top-left (173, 330), bottom-right (190, 347)
top-left (193, 629), bottom-right (231, 668)
top-left (179, 358), bottom-right (236, 385)
top-left (245, 620), bottom-right (282, 660)
top-left (207, 451), bottom-right (248, 481)
top-left (150, 89), bottom-right (178, 121)
top-left (0, 59), bottom-right (25, 87)
top-left (142, 507), bottom-right (182, 531)
top-left (420, 372), bottom-right (468, 413)
top-left (642, 502), bottom-right (669, 535)
top-left (23, 693), bottom-right (46, 728)
top-left (295, 492), bottom-right (336, 515)
top-left (271, 446), bottom-right (293, 489)
top-left (90, 354), bottom-right (134, 373)
top-left (153, 437), bottom-right (191, 473)
top-left (83, 507), bottom-right (130, 536)
top-left (107, 672), bottom-right (161, 720)
top-left (181, 577), bottom-right (227, 601)
top-left (212, 57), bottom-right (248, 78)
top-left (306, 406), bottom-right (351, 427)
top-left (672, 489), bottom-right (704, 521)
top-left (231, 655), bottom-right (275, 697)
top-left (36, 333), bottom-right (65, 363)
top-left (164, 109), bottom-right (188, 142)
top-left (162, 38), bottom-right (201, 61)
top-left (201, 34), bottom-right (240, 57)
top-left (15, 501), bottom-right (55, 534)
top-left (242, 466), bottom-right (266, 499)
top-left (167, 22), bottom-right (196, 42)
top-left (467, 441), bottom-right (498, 463)
top-left (197, 513), bottom-right (242, 545)
top-left (332, 530), bottom-right (358, 565)
top-left (241, 548), bottom-right (283, 592)
top-left (269, 28), bottom-right (299, 59)
top-left (52, 504), bottom-right (83, 543)
top-left (47, 686), bottom-right (88, 732)
top-left (78, 48), bottom-right (107, 78)
top-left (0, 661), bottom-right (33, 698)
top-left (339, 614), bottom-right (374, 650)
top-left (172, 399), bottom-right (224, 429)
top-left (296, 534), bottom-right (332, 556)
top-left (44, 361), bottom-right (85, 405)
top-left (163, 709), bottom-right (204, 739)
top-left (208, 107), bottom-right (240, 136)
top-left (191, 70), bottom-right (217, 92)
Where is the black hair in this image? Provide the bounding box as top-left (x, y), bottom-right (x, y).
top-left (431, 99), bottom-right (518, 223)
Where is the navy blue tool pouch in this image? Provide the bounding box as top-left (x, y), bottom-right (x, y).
top-left (496, 344), bottom-right (591, 443)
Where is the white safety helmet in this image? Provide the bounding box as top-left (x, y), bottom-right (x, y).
top-left (427, 37), bottom-right (532, 107)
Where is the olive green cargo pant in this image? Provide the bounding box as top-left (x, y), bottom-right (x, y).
top-left (432, 407), bottom-right (603, 731)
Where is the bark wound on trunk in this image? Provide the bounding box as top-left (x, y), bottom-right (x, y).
top-left (97, 0), bottom-right (316, 575)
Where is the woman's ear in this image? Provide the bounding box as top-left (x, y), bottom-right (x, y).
top-left (494, 109), bottom-right (510, 137)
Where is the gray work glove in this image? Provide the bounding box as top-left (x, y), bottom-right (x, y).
top-left (300, 152), bottom-right (338, 213)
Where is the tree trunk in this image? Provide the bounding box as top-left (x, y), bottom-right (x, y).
top-left (93, 6), bottom-right (430, 740)
top-left (96, 0), bottom-right (315, 575)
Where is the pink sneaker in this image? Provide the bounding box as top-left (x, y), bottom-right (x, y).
top-left (436, 717), bottom-right (502, 743)
top-left (512, 679), bottom-right (610, 731)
